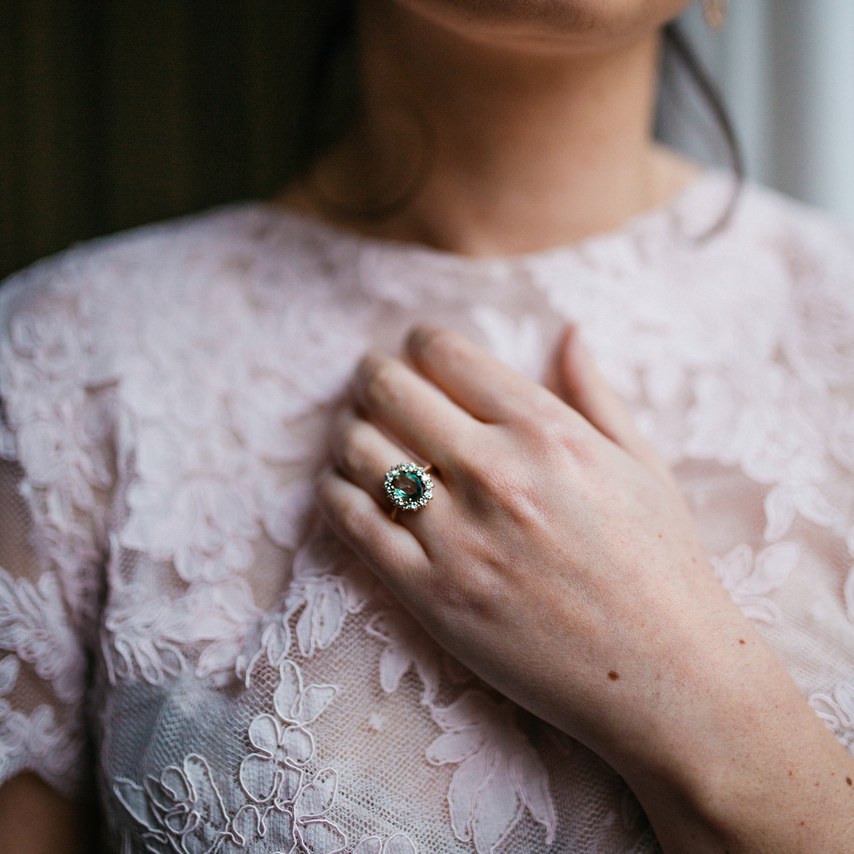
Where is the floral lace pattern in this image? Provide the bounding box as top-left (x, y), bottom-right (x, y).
top-left (1, 172), bottom-right (853, 851)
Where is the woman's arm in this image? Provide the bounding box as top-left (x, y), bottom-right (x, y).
top-left (316, 322), bottom-right (854, 852)
top-left (615, 622), bottom-right (854, 852)
top-left (0, 774), bottom-right (84, 854)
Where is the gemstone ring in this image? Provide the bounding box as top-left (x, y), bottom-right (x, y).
top-left (384, 462), bottom-right (434, 516)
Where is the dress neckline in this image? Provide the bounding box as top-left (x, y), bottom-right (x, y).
top-left (251, 166), bottom-right (737, 272)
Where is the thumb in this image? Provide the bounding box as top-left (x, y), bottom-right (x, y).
top-left (554, 325), bottom-right (675, 486)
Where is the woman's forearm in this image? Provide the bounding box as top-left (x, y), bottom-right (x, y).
top-left (612, 632), bottom-right (854, 853)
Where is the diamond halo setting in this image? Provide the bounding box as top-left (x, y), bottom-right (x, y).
top-left (384, 462), bottom-right (434, 512)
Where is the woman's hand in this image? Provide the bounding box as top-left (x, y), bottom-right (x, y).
top-left (317, 322), bottom-right (740, 753)
top-left (316, 323), bottom-right (854, 853)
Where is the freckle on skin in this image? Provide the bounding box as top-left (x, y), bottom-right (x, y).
top-left (608, 671), bottom-right (620, 681)
top-left (738, 639), bottom-right (746, 645)
top-left (788, 770), bottom-right (794, 779)
top-left (846, 776), bottom-right (852, 786)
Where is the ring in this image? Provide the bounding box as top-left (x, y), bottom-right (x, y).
top-left (384, 462), bottom-right (434, 516)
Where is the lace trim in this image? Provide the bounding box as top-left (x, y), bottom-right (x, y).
top-left (115, 656), bottom-right (419, 854)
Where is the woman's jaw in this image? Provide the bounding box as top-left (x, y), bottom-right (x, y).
top-left (390, 0), bottom-right (693, 55)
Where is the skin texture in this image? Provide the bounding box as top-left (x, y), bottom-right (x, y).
top-left (0, 773), bottom-right (84, 853)
top-left (316, 324), bottom-right (854, 852)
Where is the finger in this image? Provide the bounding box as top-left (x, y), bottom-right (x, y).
top-left (331, 405), bottom-right (453, 539)
top-left (406, 324), bottom-right (574, 427)
top-left (315, 468), bottom-right (427, 593)
top-left (332, 405), bottom-right (416, 507)
top-left (555, 325), bottom-right (676, 485)
top-left (354, 349), bottom-right (475, 469)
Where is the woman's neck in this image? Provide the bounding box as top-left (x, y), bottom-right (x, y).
top-left (282, 1), bottom-right (702, 257)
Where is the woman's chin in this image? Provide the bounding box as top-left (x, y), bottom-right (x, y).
top-left (390, 0), bottom-right (692, 48)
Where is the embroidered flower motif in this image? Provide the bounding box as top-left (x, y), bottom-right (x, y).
top-left (116, 753), bottom-right (229, 854)
top-left (4, 306), bottom-right (86, 407)
top-left (293, 768), bottom-right (346, 854)
top-left (239, 660), bottom-right (336, 807)
top-left (353, 832), bottom-right (418, 854)
top-left (103, 557), bottom-right (257, 688)
top-left (228, 375), bottom-right (318, 463)
top-left (0, 656), bottom-right (22, 775)
top-left (782, 255), bottom-right (854, 388)
top-left (120, 422), bottom-right (259, 583)
top-left (285, 528), bottom-right (375, 658)
top-left (711, 542), bottom-right (800, 624)
top-left (258, 474), bottom-right (316, 552)
top-left (427, 690), bottom-right (556, 853)
top-left (238, 616), bottom-right (294, 681)
top-left (810, 681), bottom-right (854, 756)
top-left (0, 567), bottom-right (84, 702)
top-left (762, 462), bottom-right (840, 542)
top-left (239, 713), bottom-right (311, 807)
top-left (219, 804), bottom-right (295, 854)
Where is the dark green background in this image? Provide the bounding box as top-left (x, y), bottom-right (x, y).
top-left (0, 2), bottom-right (351, 279)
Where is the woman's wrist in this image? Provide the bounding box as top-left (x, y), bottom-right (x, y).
top-left (603, 624), bottom-right (854, 852)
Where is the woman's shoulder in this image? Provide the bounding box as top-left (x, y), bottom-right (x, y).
top-left (724, 176), bottom-right (854, 272)
top-left (1, 201), bottom-right (303, 313)
top-left (722, 179), bottom-right (854, 392)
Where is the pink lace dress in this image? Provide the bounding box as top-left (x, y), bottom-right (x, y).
top-left (1, 170), bottom-right (852, 853)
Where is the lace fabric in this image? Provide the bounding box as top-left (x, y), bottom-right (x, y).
top-left (0, 169), bottom-right (853, 852)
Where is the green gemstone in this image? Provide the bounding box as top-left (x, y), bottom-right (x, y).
top-left (391, 472), bottom-right (425, 502)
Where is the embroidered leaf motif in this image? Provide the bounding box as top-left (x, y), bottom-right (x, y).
top-left (365, 611), bottom-right (442, 703)
top-left (273, 660), bottom-right (337, 725)
top-left (297, 818), bottom-right (346, 854)
top-left (0, 567), bottom-right (84, 702)
top-left (353, 833), bottom-right (418, 854)
top-left (114, 777), bottom-right (160, 831)
top-left (294, 768), bottom-right (337, 819)
top-left (286, 526), bottom-right (375, 657)
top-left (427, 690), bottom-right (556, 852)
top-left (0, 655), bottom-right (19, 696)
top-left (712, 542), bottom-right (799, 623)
top-left (810, 680), bottom-right (854, 755)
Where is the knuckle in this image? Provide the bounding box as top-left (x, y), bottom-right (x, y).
top-left (337, 495), bottom-right (370, 538)
top-left (410, 324), bottom-right (461, 362)
top-left (338, 426), bottom-right (365, 474)
top-left (518, 406), bottom-right (592, 466)
top-left (536, 415), bottom-right (584, 457)
top-left (360, 357), bottom-right (403, 408)
top-left (427, 561), bottom-right (496, 621)
top-left (463, 457), bottom-right (542, 522)
top-left (521, 386), bottom-right (567, 426)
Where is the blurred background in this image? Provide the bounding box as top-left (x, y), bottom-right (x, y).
top-left (1, 1), bottom-right (853, 279)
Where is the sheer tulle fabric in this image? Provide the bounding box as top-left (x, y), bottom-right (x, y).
top-left (1, 171), bottom-right (853, 852)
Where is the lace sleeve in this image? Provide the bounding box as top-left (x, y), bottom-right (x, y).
top-left (0, 258), bottom-right (114, 800)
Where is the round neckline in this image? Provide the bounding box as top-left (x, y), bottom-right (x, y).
top-left (251, 166), bottom-right (735, 270)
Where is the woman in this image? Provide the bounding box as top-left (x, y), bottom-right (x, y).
top-left (1, 1), bottom-right (853, 851)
